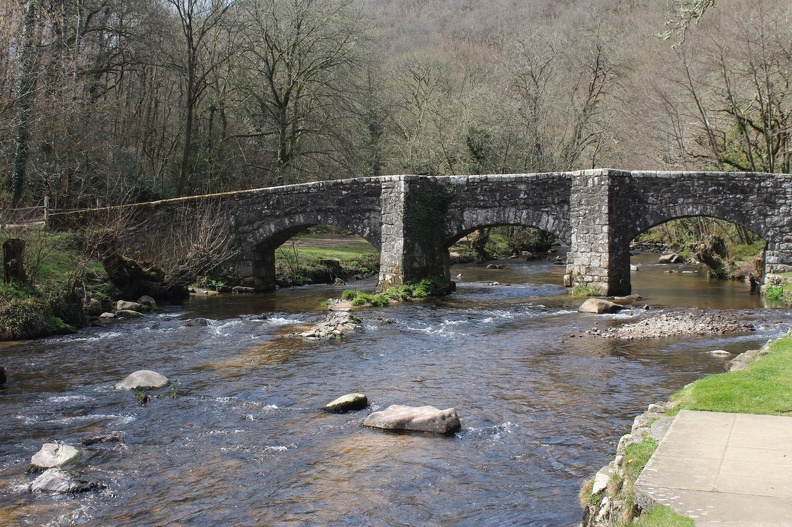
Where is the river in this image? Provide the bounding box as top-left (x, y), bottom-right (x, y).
top-left (0, 252), bottom-right (788, 526)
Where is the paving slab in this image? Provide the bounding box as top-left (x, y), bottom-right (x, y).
top-left (634, 410), bottom-right (792, 526)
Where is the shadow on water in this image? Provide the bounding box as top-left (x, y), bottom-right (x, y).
top-left (0, 252), bottom-right (788, 526)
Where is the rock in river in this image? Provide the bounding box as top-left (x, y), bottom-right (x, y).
top-left (116, 300), bottom-right (150, 313)
top-left (323, 393), bottom-right (368, 413)
top-left (30, 468), bottom-right (95, 494)
top-left (114, 370), bottom-right (169, 390)
top-left (30, 443), bottom-right (81, 470)
top-left (300, 312), bottom-right (362, 340)
top-left (658, 253), bottom-right (684, 264)
top-left (363, 404), bottom-right (461, 434)
top-left (578, 298), bottom-right (625, 314)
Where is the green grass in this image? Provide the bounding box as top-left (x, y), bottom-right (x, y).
top-left (342, 290), bottom-right (391, 307)
top-left (571, 284), bottom-right (601, 297)
top-left (285, 241), bottom-right (377, 260)
top-left (632, 505), bottom-right (696, 527)
top-left (622, 437), bottom-right (658, 482)
top-left (275, 236), bottom-right (379, 286)
top-left (671, 336), bottom-right (792, 415)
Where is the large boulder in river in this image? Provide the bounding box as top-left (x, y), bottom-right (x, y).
top-left (30, 443), bottom-right (81, 470)
top-left (29, 468), bottom-right (95, 494)
top-left (323, 393), bottom-right (368, 413)
top-left (137, 295), bottom-right (157, 308)
top-left (116, 300), bottom-right (149, 313)
top-left (363, 404), bottom-right (461, 434)
top-left (579, 298), bottom-right (625, 314)
top-left (84, 298), bottom-right (104, 317)
top-left (114, 370), bottom-right (169, 391)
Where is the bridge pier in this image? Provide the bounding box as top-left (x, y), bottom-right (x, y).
top-left (378, 176), bottom-right (453, 290)
top-left (565, 170), bottom-right (632, 296)
top-left (765, 243), bottom-right (792, 276)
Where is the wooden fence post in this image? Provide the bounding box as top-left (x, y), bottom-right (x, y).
top-left (43, 195), bottom-right (49, 229)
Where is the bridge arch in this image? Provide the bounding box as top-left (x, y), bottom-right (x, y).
top-left (622, 171), bottom-right (792, 280)
top-left (227, 178), bottom-right (384, 288)
top-left (384, 173), bottom-right (573, 285)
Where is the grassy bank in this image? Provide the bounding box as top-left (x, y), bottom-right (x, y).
top-left (0, 229), bottom-right (108, 340)
top-left (671, 336), bottom-right (792, 415)
top-left (765, 272), bottom-right (792, 307)
top-left (583, 334), bottom-right (792, 526)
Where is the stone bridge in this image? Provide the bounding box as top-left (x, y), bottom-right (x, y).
top-left (51, 169), bottom-right (792, 296)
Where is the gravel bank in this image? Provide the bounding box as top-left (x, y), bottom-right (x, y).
top-left (587, 308), bottom-right (756, 339)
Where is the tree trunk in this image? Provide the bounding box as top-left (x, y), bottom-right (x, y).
top-left (3, 239), bottom-right (27, 284)
top-left (11, 0), bottom-right (40, 206)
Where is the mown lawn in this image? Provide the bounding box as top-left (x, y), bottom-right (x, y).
top-left (671, 336), bottom-right (792, 415)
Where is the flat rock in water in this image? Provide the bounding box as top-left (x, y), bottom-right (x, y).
top-left (30, 443), bottom-right (81, 469)
top-left (323, 393), bottom-right (368, 413)
top-left (610, 294), bottom-right (642, 304)
top-left (658, 253), bottom-right (684, 264)
top-left (184, 318), bottom-right (211, 327)
top-left (114, 370), bottom-right (169, 390)
top-left (363, 404), bottom-right (461, 434)
top-left (29, 468), bottom-right (95, 494)
top-left (578, 298), bottom-right (624, 314)
top-left (116, 309), bottom-right (144, 318)
top-left (116, 300), bottom-right (150, 313)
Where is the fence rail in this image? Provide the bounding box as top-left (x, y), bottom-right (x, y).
top-left (0, 197), bottom-right (50, 229)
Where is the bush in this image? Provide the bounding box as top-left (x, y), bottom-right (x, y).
top-left (342, 290), bottom-right (391, 307)
top-left (767, 285), bottom-right (784, 302)
top-left (0, 297), bottom-right (51, 340)
top-left (403, 276), bottom-right (455, 298)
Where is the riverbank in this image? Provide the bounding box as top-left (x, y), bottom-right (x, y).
top-left (580, 331), bottom-right (792, 525)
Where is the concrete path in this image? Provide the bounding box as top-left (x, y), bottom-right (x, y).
top-left (634, 410), bottom-right (792, 526)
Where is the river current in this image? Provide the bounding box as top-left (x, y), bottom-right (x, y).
top-left (0, 253), bottom-right (788, 526)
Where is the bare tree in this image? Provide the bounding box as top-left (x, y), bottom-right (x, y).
top-left (231, 0), bottom-right (365, 185)
top-left (165, 0), bottom-right (236, 196)
top-left (659, 0), bottom-right (717, 43)
top-left (658, 2), bottom-right (792, 173)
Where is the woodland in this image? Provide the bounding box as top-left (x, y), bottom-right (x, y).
top-left (0, 0), bottom-right (789, 210)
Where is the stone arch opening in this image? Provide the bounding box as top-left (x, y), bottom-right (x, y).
top-left (630, 215), bottom-right (767, 285)
top-left (249, 222), bottom-right (380, 289)
top-left (445, 224), bottom-right (567, 265)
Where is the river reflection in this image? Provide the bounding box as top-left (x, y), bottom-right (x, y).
top-left (0, 253), bottom-right (787, 526)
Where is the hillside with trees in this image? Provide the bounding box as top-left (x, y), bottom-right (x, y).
top-left (1, 0), bottom-right (789, 210)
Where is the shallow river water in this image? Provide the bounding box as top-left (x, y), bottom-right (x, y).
top-left (0, 253), bottom-right (788, 527)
